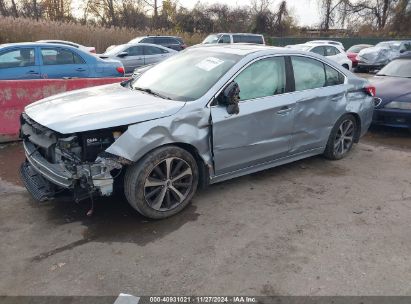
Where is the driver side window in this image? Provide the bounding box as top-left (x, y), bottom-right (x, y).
top-left (234, 57), bottom-right (286, 101)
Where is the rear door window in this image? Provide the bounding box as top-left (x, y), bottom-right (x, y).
top-left (219, 35), bottom-right (231, 44)
top-left (0, 48), bottom-right (35, 68)
top-left (126, 46), bottom-right (144, 56)
top-left (325, 64), bottom-right (345, 86)
top-left (291, 56), bottom-right (326, 91)
top-left (311, 46), bottom-right (325, 56)
top-left (41, 48), bottom-right (84, 65)
top-left (325, 46), bottom-right (339, 56)
top-left (144, 46), bottom-right (168, 55)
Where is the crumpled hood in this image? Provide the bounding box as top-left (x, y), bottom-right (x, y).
top-left (371, 76), bottom-right (411, 104)
top-left (25, 83), bottom-right (185, 134)
top-left (358, 47), bottom-right (397, 64)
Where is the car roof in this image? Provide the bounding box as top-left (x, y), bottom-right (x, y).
top-left (0, 42), bottom-right (81, 49)
top-left (190, 43), bottom-right (315, 56)
top-left (213, 33), bottom-right (264, 36)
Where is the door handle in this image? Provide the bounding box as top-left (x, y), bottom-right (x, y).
top-left (76, 68), bottom-right (86, 72)
top-left (277, 106), bottom-right (293, 115)
top-left (26, 70), bottom-right (39, 75)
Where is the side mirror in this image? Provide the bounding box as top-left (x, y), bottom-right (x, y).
top-left (400, 49), bottom-right (405, 53)
top-left (218, 81), bottom-right (240, 114)
top-left (118, 51), bottom-right (128, 58)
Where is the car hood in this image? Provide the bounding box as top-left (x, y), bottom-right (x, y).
top-left (25, 83), bottom-right (186, 134)
top-left (371, 76), bottom-right (411, 104)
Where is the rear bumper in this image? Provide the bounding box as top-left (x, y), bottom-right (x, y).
top-left (372, 108), bottom-right (411, 128)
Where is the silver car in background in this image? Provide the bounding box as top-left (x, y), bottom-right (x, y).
top-left (20, 45), bottom-right (375, 220)
top-left (99, 43), bottom-right (177, 74)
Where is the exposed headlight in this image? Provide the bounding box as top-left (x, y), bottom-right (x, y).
top-left (385, 101), bottom-right (411, 110)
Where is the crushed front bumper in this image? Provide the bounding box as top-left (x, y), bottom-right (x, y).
top-left (22, 140), bottom-right (74, 188)
top-left (20, 140), bottom-right (74, 201)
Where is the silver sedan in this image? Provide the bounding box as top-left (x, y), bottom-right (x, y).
top-left (20, 44), bottom-right (375, 219)
top-left (100, 43), bottom-right (177, 74)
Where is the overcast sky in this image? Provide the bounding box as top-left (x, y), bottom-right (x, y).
top-left (177, 0), bottom-right (319, 26)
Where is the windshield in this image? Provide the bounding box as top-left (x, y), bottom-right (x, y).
top-left (376, 42), bottom-right (401, 50)
top-left (347, 45), bottom-right (371, 53)
top-left (377, 59), bottom-right (411, 78)
top-left (202, 34), bottom-right (221, 44)
top-left (131, 49), bottom-right (242, 101)
top-left (104, 45), bottom-right (125, 55)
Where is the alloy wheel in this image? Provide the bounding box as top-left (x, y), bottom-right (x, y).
top-left (334, 119), bottom-right (355, 156)
top-left (144, 157), bottom-right (193, 211)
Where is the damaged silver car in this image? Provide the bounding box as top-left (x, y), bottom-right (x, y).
top-left (20, 44), bottom-right (375, 219)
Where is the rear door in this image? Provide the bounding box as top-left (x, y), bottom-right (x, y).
top-left (289, 55), bottom-right (347, 154)
top-left (39, 47), bottom-right (89, 78)
top-left (211, 56), bottom-right (297, 175)
top-left (122, 45), bottom-right (145, 73)
top-left (143, 45), bottom-right (170, 65)
top-left (0, 47), bottom-right (40, 80)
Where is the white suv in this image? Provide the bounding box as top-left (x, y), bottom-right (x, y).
top-left (286, 43), bottom-right (352, 70)
top-left (202, 33), bottom-right (265, 45)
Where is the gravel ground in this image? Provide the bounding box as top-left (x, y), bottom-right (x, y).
top-left (0, 124), bottom-right (410, 296)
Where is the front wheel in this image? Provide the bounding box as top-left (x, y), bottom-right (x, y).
top-left (323, 114), bottom-right (357, 160)
top-left (124, 146), bottom-right (199, 219)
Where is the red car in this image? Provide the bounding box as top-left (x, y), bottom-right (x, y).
top-left (346, 44), bottom-right (373, 67)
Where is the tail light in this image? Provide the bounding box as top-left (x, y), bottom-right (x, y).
top-left (116, 67), bottom-right (125, 75)
top-left (90, 48), bottom-right (96, 53)
top-left (364, 85), bottom-right (376, 97)
top-left (181, 44), bottom-right (188, 49)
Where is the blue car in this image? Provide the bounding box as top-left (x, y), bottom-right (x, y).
top-left (0, 42), bottom-right (125, 80)
top-left (372, 55), bottom-right (411, 129)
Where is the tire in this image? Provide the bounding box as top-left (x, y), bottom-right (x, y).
top-left (124, 146), bottom-right (199, 219)
top-left (323, 114), bottom-right (358, 160)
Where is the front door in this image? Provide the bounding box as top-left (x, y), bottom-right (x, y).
top-left (211, 56), bottom-right (296, 175)
top-left (0, 47), bottom-right (40, 80)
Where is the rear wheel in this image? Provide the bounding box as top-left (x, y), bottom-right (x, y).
top-left (323, 114), bottom-right (357, 160)
top-left (124, 146), bottom-right (199, 219)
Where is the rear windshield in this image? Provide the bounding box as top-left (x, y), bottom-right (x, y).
top-left (232, 35), bottom-right (264, 44)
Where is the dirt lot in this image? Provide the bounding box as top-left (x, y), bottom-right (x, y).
top-left (0, 124), bottom-right (410, 296)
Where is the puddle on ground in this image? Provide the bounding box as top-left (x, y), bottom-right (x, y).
top-left (0, 142), bottom-right (24, 186)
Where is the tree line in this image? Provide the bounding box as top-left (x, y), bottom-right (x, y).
top-left (0, 0), bottom-right (410, 36)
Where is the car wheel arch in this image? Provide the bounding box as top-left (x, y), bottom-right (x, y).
top-left (129, 142), bottom-right (210, 190)
top-left (331, 112), bottom-right (361, 143)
